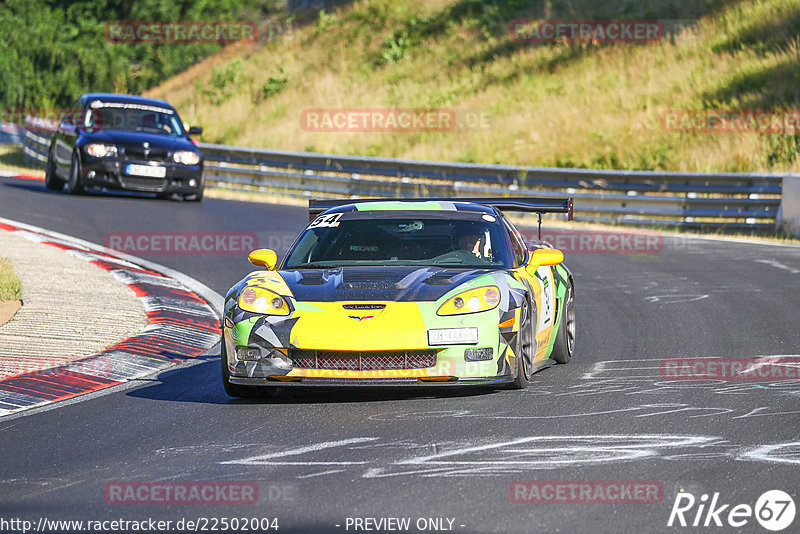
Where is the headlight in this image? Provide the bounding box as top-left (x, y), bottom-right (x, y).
top-left (238, 287), bottom-right (290, 315)
top-left (173, 150), bottom-right (200, 165)
top-left (85, 144), bottom-right (117, 158)
top-left (437, 286), bottom-right (501, 316)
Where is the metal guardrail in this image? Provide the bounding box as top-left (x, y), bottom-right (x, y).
top-left (23, 126), bottom-right (785, 230)
top-left (23, 129), bottom-right (50, 164)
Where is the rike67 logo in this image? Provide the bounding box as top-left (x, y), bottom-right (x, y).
top-left (668, 490), bottom-right (796, 531)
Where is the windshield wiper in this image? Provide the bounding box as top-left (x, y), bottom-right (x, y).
top-left (292, 262), bottom-right (338, 269)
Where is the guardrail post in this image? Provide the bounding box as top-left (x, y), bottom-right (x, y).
top-left (779, 175), bottom-right (800, 237)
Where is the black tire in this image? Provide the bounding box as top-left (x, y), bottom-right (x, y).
top-left (511, 298), bottom-right (534, 389)
top-left (551, 279), bottom-right (575, 364)
top-left (220, 337), bottom-right (272, 398)
top-left (183, 189), bottom-right (203, 202)
top-left (183, 171), bottom-right (204, 202)
top-left (67, 152), bottom-right (85, 195)
top-left (44, 148), bottom-right (65, 191)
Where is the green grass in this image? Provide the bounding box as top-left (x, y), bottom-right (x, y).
top-left (0, 144), bottom-right (44, 176)
top-left (0, 257), bottom-right (22, 301)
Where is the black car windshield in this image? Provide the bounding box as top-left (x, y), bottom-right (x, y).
top-left (284, 215), bottom-right (511, 269)
top-left (82, 101), bottom-right (185, 136)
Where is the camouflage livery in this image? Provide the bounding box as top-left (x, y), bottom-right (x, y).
top-left (221, 199), bottom-right (575, 395)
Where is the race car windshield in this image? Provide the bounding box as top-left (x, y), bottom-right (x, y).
top-left (82, 105), bottom-right (185, 136)
top-left (284, 216), bottom-right (511, 269)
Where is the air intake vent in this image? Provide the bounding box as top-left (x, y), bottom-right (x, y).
top-left (291, 350), bottom-right (437, 371)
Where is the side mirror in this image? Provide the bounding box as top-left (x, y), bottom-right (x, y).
top-left (525, 248), bottom-right (564, 276)
top-left (188, 126), bottom-right (203, 135)
top-left (248, 249), bottom-right (278, 270)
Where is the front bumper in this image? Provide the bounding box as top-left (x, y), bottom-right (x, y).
top-left (222, 305), bottom-right (517, 386)
top-left (80, 156), bottom-right (203, 194)
top-left (228, 375), bottom-right (514, 387)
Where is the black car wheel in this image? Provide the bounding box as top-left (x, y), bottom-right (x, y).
top-left (44, 148), bottom-right (65, 191)
top-left (552, 279), bottom-right (575, 364)
top-left (67, 152), bottom-right (85, 195)
top-left (184, 172), bottom-right (204, 202)
top-left (511, 298), bottom-right (534, 389)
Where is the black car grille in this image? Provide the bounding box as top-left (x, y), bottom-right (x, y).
top-left (118, 145), bottom-right (170, 163)
top-left (291, 350), bottom-right (437, 371)
top-left (118, 176), bottom-right (168, 192)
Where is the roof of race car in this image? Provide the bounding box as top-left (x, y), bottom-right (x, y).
top-left (322, 200), bottom-right (496, 215)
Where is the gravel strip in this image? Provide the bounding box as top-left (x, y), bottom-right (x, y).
top-left (0, 230), bottom-right (148, 379)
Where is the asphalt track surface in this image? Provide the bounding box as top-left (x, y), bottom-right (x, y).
top-left (1, 177), bottom-right (799, 533)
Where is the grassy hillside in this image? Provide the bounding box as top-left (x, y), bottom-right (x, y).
top-left (151, 0), bottom-right (800, 173)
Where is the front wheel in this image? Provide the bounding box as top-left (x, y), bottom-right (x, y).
top-left (66, 152), bottom-right (85, 195)
top-left (551, 279), bottom-right (575, 364)
top-left (184, 172), bottom-right (204, 202)
top-left (45, 148), bottom-right (65, 191)
top-left (511, 298), bottom-right (534, 389)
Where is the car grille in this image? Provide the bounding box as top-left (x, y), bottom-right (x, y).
top-left (119, 145), bottom-right (170, 163)
top-left (118, 176), bottom-right (168, 192)
top-left (291, 350), bottom-right (437, 371)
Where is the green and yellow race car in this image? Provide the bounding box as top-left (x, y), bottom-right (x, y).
top-left (221, 198), bottom-right (575, 396)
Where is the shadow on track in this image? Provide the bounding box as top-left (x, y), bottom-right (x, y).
top-left (1, 177), bottom-right (193, 202)
top-left (126, 353), bottom-right (498, 406)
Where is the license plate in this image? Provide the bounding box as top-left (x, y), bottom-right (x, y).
top-left (125, 164), bottom-right (166, 178)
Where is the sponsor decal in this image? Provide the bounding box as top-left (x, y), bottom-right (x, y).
top-left (536, 267), bottom-right (554, 334)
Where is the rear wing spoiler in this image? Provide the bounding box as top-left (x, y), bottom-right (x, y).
top-left (308, 197), bottom-right (574, 220)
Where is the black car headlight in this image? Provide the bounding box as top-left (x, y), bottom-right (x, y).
top-left (172, 151), bottom-right (201, 165)
top-left (85, 144), bottom-right (117, 158)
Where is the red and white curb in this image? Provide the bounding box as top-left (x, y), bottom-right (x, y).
top-left (0, 169), bottom-right (43, 182)
top-left (0, 216), bottom-right (222, 417)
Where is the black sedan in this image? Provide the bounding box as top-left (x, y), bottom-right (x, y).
top-left (45, 93), bottom-right (205, 201)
